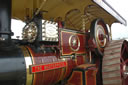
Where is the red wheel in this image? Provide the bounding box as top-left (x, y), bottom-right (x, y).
top-left (90, 19), bottom-right (109, 56)
top-left (102, 40), bottom-right (128, 85)
top-left (121, 40), bottom-right (128, 85)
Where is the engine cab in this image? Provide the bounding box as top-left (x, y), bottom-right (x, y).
top-left (0, 0), bottom-right (127, 85)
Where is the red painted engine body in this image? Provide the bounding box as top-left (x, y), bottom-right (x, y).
top-left (21, 29), bottom-right (92, 85)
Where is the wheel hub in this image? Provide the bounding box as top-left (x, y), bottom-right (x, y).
top-left (96, 25), bottom-right (107, 48)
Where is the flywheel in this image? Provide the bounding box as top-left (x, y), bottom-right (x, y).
top-left (102, 40), bottom-right (128, 85)
top-left (90, 18), bottom-right (109, 56)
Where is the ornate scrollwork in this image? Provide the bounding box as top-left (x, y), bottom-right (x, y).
top-left (22, 22), bottom-right (38, 43)
top-left (69, 35), bottom-right (80, 51)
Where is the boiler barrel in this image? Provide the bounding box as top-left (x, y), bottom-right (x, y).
top-left (0, 46), bottom-right (26, 85)
top-left (0, 45), bottom-right (85, 85)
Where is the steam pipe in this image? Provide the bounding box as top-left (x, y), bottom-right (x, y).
top-left (0, 0), bottom-right (12, 41)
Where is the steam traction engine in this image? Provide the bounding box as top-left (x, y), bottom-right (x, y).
top-left (0, 0), bottom-right (127, 85)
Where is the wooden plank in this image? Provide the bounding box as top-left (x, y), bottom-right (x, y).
top-left (102, 70), bottom-right (121, 78)
top-left (103, 79), bottom-right (121, 85)
top-left (102, 65), bottom-right (120, 72)
top-left (103, 53), bottom-right (120, 60)
top-left (104, 48), bottom-right (121, 55)
top-left (105, 45), bottom-right (121, 51)
top-left (102, 59), bottom-right (120, 66)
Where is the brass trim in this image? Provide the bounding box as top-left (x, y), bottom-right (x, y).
top-left (69, 35), bottom-right (80, 51)
top-left (20, 46), bottom-right (33, 85)
top-left (96, 25), bottom-right (106, 48)
top-left (58, 67), bottom-right (66, 81)
top-left (57, 57), bottom-right (67, 81)
top-left (26, 47), bottom-right (36, 85)
top-left (85, 71), bottom-right (88, 85)
top-left (60, 28), bottom-right (85, 34)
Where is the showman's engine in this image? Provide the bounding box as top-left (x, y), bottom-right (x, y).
top-left (0, 0), bottom-right (127, 85)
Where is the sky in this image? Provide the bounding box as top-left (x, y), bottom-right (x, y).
top-left (11, 0), bottom-right (128, 40)
top-left (11, 20), bottom-right (25, 39)
top-left (106, 0), bottom-right (128, 40)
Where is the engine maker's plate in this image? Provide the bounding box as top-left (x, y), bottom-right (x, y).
top-left (42, 20), bottom-right (59, 42)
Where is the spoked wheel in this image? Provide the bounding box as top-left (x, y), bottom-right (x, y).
top-left (102, 40), bottom-right (128, 85)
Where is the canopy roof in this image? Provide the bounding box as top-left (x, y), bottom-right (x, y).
top-left (12, 0), bottom-right (127, 30)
